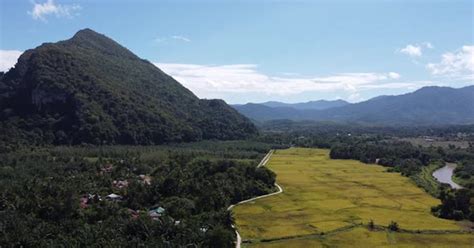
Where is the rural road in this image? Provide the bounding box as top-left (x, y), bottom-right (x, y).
top-left (227, 150), bottom-right (283, 248)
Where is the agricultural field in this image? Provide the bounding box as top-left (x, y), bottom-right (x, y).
top-left (232, 148), bottom-right (474, 247)
top-left (399, 137), bottom-right (470, 149)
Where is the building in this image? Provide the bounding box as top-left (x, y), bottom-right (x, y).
top-left (148, 207), bottom-right (165, 220)
top-left (106, 193), bottom-right (123, 201)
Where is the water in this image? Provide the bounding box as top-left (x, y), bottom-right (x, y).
top-left (432, 163), bottom-right (463, 189)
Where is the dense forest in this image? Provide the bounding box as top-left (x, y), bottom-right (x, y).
top-left (0, 141), bottom-right (282, 247)
top-left (0, 29), bottom-right (256, 148)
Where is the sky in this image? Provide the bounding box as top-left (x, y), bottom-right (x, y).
top-left (0, 0), bottom-right (473, 104)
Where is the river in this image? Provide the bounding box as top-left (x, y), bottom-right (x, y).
top-left (432, 163), bottom-right (463, 189)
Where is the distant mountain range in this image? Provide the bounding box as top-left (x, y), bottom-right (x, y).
top-left (249, 99), bottom-right (349, 110)
top-left (232, 86), bottom-right (474, 125)
top-left (0, 29), bottom-right (256, 146)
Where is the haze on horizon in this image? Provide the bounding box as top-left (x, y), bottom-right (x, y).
top-left (0, 0), bottom-right (473, 104)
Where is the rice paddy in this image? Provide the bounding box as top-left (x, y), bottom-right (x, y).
top-left (232, 148), bottom-right (474, 247)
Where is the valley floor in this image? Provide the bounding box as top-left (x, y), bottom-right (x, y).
top-left (232, 148), bottom-right (474, 247)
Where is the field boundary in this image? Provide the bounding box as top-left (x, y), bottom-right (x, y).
top-left (242, 223), bottom-right (474, 245)
top-left (227, 149), bottom-right (282, 248)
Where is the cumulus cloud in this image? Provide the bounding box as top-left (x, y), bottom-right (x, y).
top-left (400, 45), bottom-right (422, 57)
top-left (426, 45), bottom-right (474, 80)
top-left (28, 0), bottom-right (81, 21)
top-left (398, 42), bottom-right (434, 57)
top-left (0, 50), bottom-right (23, 72)
top-left (154, 63), bottom-right (411, 100)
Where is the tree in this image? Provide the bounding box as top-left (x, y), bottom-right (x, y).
top-left (368, 219), bottom-right (375, 230)
top-left (203, 225), bottom-right (235, 248)
top-left (388, 221), bottom-right (399, 231)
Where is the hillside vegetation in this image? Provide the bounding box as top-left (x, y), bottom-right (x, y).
top-left (0, 29), bottom-right (256, 148)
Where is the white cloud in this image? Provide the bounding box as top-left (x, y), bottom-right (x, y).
top-left (154, 35), bottom-right (191, 43)
top-left (426, 45), bottom-right (474, 80)
top-left (424, 42), bottom-right (434, 49)
top-left (388, 72), bottom-right (401, 79)
top-left (0, 50), bottom-right (23, 72)
top-left (154, 62), bottom-right (410, 101)
top-left (171, 35), bottom-right (191, 42)
top-left (398, 42), bottom-right (434, 57)
top-left (28, 0), bottom-right (81, 21)
top-left (399, 44), bottom-right (422, 57)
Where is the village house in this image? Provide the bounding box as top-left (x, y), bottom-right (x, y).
top-left (106, 193), bottom-right (123, 201)
top-left (148, 206), bottom-right (165, 220)
top-left (100, 163), bottom-right (114, 174)
top-left (139, 174), bottom-right (152, 185)
top-left (112, 180), bottom-right (129, 189)
top-left (128, 209), bottom-right (140, 220)
top-left (79, 194), bottom-right (102, 208)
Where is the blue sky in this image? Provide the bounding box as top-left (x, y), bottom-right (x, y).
top-left (0, 0), bottom-right (473, 103)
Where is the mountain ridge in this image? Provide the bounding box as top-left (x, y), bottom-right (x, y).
top-left (232, 85), bottom-right (474, 125)
top-left (258, 99), bottom-right (349, 110)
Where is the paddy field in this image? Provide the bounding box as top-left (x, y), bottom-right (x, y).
top-left (232, 148), bottom-right (474, 247)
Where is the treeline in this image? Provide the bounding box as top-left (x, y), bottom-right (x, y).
top-left (260, 120), bottom-right (474, 138)
top-left (455, 159), bottom-right (474, 187)
top-left (431, 188), bottom-right (473, 221)
top-left (432, 159), bottom-right (474, 221)
top-left (0, 141), bottom-right (278, 247)
top-left (329, 139), bottom-right (436, 176)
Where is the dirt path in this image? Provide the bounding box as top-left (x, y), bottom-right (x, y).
top-left (227, 150), bottom-right (282, 248)
top-left (257, 150), bottom-right (274, 168)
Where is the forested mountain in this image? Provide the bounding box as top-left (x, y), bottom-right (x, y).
top-left (233, 86), bottom-right (474, 125)
top-left (230, 104), bottom-right (305, 122)
top-left (231, 100), bottom-right (349, 122)
top-left (255, 99), bottom-right (349, 110)
top-left (0, 29), bottom-right (256, 147)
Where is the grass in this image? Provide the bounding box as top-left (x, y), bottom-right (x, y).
top-left (410, 161), bottom-right (443, 196)
top-left (245, 227), bottom-right (474, 247)
top-left (232, 148), bottom-right (474, 247)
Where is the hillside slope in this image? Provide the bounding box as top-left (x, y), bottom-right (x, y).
top-left (0, 29), bottom-right (256, 146)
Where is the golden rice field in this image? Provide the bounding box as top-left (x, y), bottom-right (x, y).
top-left (232, 148), bottom-right (474, 247)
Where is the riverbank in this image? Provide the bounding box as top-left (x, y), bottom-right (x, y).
top-left (410, 161), bottom-right (444, 196)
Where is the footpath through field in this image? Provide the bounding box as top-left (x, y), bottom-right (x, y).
top-left (227, 150), bottom-right (283, 248)
top-left (232, 148), bottom-right (474, 247)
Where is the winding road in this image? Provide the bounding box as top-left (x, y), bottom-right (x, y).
top-left (227, 150), bottom-right (283, 248)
